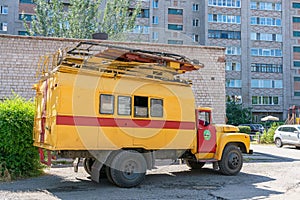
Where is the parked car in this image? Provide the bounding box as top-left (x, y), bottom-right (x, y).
top-left (239, 124), bottom-right (262, 134)
top-left (254, 124), bottom-right (264, 134)
top-left (273, 125), bottom-right (300, 148)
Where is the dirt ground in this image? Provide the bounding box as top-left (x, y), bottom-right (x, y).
top-left (0, 144), bottom-right (300, 200)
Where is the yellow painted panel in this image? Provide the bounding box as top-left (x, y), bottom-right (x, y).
top-left (195, 153), bottom-right (215, 160)
top-left (55, 126), bottom-right (99, 150)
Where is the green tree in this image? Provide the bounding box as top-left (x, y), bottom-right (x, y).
top-left (101, 0), bottom-right (141, 40)
top-left (24, 0), bottom-right (141, 39)
top-left (226, 101), bottom-right (252, 125)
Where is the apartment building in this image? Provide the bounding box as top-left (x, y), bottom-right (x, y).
top-left (0, 0), bottom-right (298, 122)
top-left (114, 0), bottom-right (299, 122)
top-left (0, 0), bottom-right (35, 35)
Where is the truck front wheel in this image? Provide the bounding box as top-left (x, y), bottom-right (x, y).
top-left (110, 150), bottom-right (147, 188)
top-left (218, 145), bottom-right (243, 175)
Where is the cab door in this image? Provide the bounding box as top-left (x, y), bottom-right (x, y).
top-left (197, 110), bottom-right (217, 153)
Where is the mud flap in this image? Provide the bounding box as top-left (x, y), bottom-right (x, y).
top-left (90, 151), bottom-right (111, 183)
top-left (39, 148), bottom-right (52, 166)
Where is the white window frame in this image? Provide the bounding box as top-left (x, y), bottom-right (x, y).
top-left (226, 46), bottom-right (241, 55)
top-left (152, 0), bottom-right (159, 8)
top-left (1, 6), bottom-right (8, 14)
top-left (193, 34), bottom-right (199, 42)
top-left (226, 79), bottom-right (241, 88)
top-left (1, 22), bottom-right (7, 31)
top-left (152, 31), bottom-right (158, 40)
top-left (152, 16), bottom-right (158, 24)
top-left (192, 19), bottom-right (199, 27)
top-left (192, 3), bottom-right (199, 11)
top-left (226, 62), bottom-right (241, 71)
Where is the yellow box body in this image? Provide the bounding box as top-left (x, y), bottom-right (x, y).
top-left (33, 67), bottom-right (197, 151)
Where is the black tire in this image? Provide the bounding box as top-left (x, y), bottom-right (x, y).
top-left (275, 138), bottom-right (283, 148)
top-left (110, 150), bottom-right (147, 188)
top-left (186, 160), bottom-right (205, 169)
top-left (218, 145), bottom-right (243, 175)
top-left (105, 151), bottom-right (120, 185)
top-left (105, 165), bottom-right (114, 184)
top-left (83, 158), bottom-right (95, 175)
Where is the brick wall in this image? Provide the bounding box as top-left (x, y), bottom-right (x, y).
top-left (0, 34), bottom-right (226, 123)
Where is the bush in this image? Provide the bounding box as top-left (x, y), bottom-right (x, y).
top-left (0, 95), bottom-right (43, 181)
top-left (238, 126), bottom-right (251, 134)
top-left (259, 123), bottom-right (280, 144)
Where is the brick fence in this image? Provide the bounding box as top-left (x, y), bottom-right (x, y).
top-left (0, 34), bottom-right (226, 123)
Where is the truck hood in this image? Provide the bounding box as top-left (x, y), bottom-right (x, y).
top-left (214, 124), bottom-right (240, 133)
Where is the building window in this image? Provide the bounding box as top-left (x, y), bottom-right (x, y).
top-left (250, 2), bottom-right (281, 11)
top-left (137, 9), bottom-right (150, 18)
top-left (19, 0), bottom-right (34, 3)
top-left (251, 17), bottom-right (281, 26)
top-left (251, 48), bottom-right (282, 57)
top-left (19, 14), bottom-right (35, 21)
top-left (193, 34), bottom-right (199, 42)
top-left (293, 17), bottom-right (300, 23)
top-left (294, 46), bottom-right (300, 52)
top-left (192, 19), bottom-right (199, 27)
top-left (152, 32), bottom-right (158, 40)
top-left (226, 62), bottom-right (241, 71)
top-left (251, 32), bottom-right (282, 42)
top-left (152, 16), bottom-right (158, 24)
top-left (168, 40), bottom-right (183, 45)
top-left (192, 4), bottom-right (199, 11)
top-left (208, 0), bottom-right (241, 8)
top-left (1, 6), bottom-right (8, 14)
top-left (252, 96), bottom-right (279, 105)
top-left (168, 8), bottom-right (183, 15)
top-left (251, 79), bottom-right (283, 88)
top-left (132, 25), bottom-right (149, 34)
top-left (208, 14), bottom-right (241, 24)
top-left (0, 22), bottom-right (7, 31)
top-left (134, 96), bottom-right (148, 118)
top-left (226, 95), bottom-right (242, 103)
top-left (152, 0), bottom-right (159, 8)
top-left (150, 98), bottom-right (163, 117)
top-left (168, 24), bottom-right (183, 31)
top-left (293, 3), bottom-right (300, 9)
top-left (226, 79), bottom-right (241, 88)
top-left (18, 31), bottom-right (29, 35)
top-left (208, 30), bottom-right (241, 39)
top-left (251, 63), bottom-right (283, 73)
top-left (100, 94), bottom-right (114, 114)
top-left (293, 31), bottom-right (300, 37)
top-left (294, 61), bottom-right (300, 67)
top-left (226, 46), bottom-right (241, 55)
top-left (118, 96), bottom-right (131, 116)
top-left (295, 76), bottom-right (300, 96)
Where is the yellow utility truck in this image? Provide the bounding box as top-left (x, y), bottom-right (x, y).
top-left (33, 42), bottom-right (252, 188)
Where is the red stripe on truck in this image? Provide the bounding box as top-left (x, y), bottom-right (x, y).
top-left (56, 115), bottom-right (195, 130)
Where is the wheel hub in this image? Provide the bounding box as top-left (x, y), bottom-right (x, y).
top-left (123, 161), bottom-right (138, 180)
top-left (228, 153), bottom-right (240, 169)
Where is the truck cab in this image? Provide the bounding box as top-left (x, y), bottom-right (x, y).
top-left (183, 107), bottom-right (253, 176)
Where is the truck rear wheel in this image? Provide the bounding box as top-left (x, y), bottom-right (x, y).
top-left (83, 158), bottom-right (95, 175)
top-left (186, 160), bottom-right (205, 169)
top-left (110, 150), bottom-right (147, 188)
top-left (218, 145), bottom-right (243, 175)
